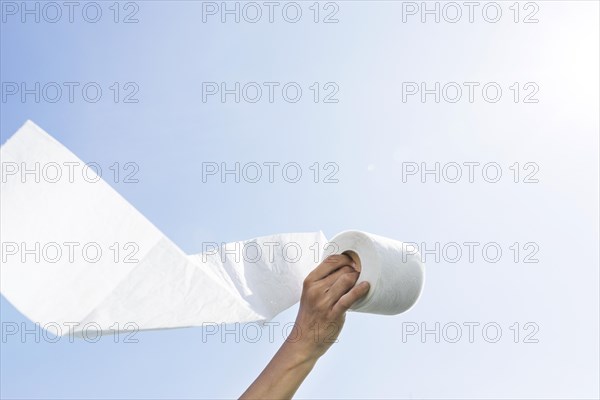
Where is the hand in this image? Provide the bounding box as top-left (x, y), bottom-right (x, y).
top-left (289, 252), bottom-right (370, 361)
top-left (240, 252), bottom-right (370, 400)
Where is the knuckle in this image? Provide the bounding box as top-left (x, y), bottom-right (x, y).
top-left (302, 277), bottom-right (312, 290)
top-left (324, 255), bottom-right (339, 264)
top-left (339, 265), bottom-right (354, 274)
top-left (338, 298), bottom-right (351, 310)
top-left (341, 272), bottom-right (357, 284)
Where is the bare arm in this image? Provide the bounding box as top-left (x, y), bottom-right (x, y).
top-left (240, 252), bottom-right (370, 400)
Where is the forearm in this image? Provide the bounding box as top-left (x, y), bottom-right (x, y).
top-left (240, 341), bottom-right (318, 400)
top-left (241, 253), bottom-right (369, 399)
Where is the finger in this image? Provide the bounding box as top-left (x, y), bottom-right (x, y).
top-left (332, 281), bottom-right (370, 316)
top-left (326, 269), bottom-right (360, 304)
top-left (320, 265), bottom-right (356, 288)
top-left (306, 254), bottom-right (355, 282)
top-left (342, 250), bottom-right (361, 272)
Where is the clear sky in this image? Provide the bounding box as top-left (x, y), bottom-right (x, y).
top-left (1, 1), bottom-right (598, 399)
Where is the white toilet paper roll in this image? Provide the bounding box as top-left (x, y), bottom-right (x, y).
top-left (322, 231), bottom-right (425, 315)
top-left (0, 121), bottom-right (425, 335)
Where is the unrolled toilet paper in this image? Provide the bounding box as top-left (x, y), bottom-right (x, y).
top-left (0, 121), bottom-right (425, 335)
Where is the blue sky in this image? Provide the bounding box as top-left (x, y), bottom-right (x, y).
top-left (1, 1), bottom-right (599, 398)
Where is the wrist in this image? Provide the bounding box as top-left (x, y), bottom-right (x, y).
top-left (280, 338), bottom-right (321, 368)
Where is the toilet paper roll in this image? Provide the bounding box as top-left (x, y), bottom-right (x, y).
top-left (0, 121), bottom-right (425, 335)
top-left (323, 231), bottom-right (425, 315)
